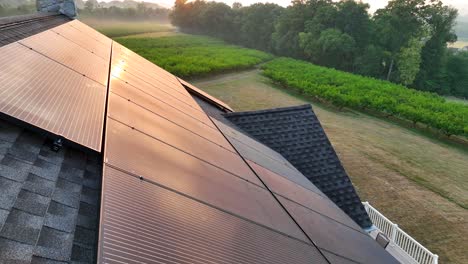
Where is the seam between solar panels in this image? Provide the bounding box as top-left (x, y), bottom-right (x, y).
top-left (103, 163), bottom-right (316, 247)
top-left (50, 28), bottom-right (109, 61)
top-left (209, 116), bottom-right (332, 264)
top-left (112, 56), bottom-right (195, 103)
top-left (247, 161), bottom-right (367, 233)
top-left (16, 42), bottom-right (106, 88)
top-left (272, 192), bottom-right (367, 235)
top-left (212, 119), bottom-right (305, 174)
top-left (107, 117), bottom-right (266, 189)
top-left (68, 22), bottom-right (109, 46)
top-left (318, 248), bottom-right (362, 263)
top-left (110, 91), bottom-right (238, 155)
top-left (111, 76), bottom-right (217, 130)
top-left (112, 67), bottom-right (206, 115)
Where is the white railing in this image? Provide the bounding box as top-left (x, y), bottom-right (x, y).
top-left (362, 201), bottom-right (438, 264)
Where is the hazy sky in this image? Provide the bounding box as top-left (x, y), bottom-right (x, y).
top-left (101, 0), bottom-right (467, 15)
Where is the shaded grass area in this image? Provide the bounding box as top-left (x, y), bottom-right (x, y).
top-left (114, 35), bottom-right (273, 78)
top-left (80, 19), bottom-right (175, 38)
top-left (193, 70), bottom-right (468, 264)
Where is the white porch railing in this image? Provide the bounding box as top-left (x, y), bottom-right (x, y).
top-left (362, 201), bottom-right (438, 264)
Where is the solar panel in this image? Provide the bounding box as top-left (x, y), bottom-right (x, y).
top-left (247, 160), bottom-right (364, 232)
top-left (108, 93), bottom-right (254, 178)
top-left (109, 78), bottom-right (233, 150)
top-left (212, 118), bottom-right (290, 164)
top-left (67, 19), bottom-right (112, 47)
top-left (278, 197), bottom-right (399, 264)
top-left (99, 166), bottom-right (329, 264)
top-left (51, 23), bottom-right (111, 61)
top-left (104, 119), bottom-right (309, 241)
top-left (110, 60), bottom-right (207, 117)
top-left (19, 30), bottom-right (109, 86)
top-left (112, 43), bottom-right (191, 95)
top-left (0, 43), bottom-right (106, 151)
top-left (213, 118), bottom-right (322, 194)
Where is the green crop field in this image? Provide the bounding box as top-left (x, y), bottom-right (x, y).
top-left (115, 35), bottom-right (273, 77)
top-left (262, 58), bottom-right (468, 138)
top-left (81, 19), bottom-right (175, 38)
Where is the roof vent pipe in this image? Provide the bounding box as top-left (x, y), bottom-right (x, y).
top-left (36, 0), bottom-right (77, 18)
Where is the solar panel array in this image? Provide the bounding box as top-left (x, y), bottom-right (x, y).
top-left (0, 19), bottom-right (398, 263)
top-left (212, 119), bottom-right (399, 263)
top-left (0, 22), bottom-right (110, 151)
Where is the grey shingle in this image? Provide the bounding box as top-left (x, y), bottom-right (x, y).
top-left (0, 118), bottom-right (102, 263)
top-left (0, 14), bottom-right (70, 48)
top-left (0, 155), bottom-right (33, 182)
top-left (43, 201), bottom-right (78, 233)
top-left (51, 178), bottom-right (82, 208)
top-left (30, 158), bottom-right (61, 182)
top-left (0, 238), bottom-right (34, 263)
top-left (13, 190), bottom-right (50, 217)
top-left (22, 173), bottom-right (56, 197)
top-left (0, 176), bottom-right (22, 210)
top-left (58, 164), bottom-right (84, 184)
top-left (0, 209), bottom-right (43, 245)
top-left (34, 227), bottom-right (74, 262)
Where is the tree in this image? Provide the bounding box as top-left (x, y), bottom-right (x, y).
top-left (397, 37), bottom-right (424, 85)
top-left (84, 0), bottom-right (98, 12)
top-left (239, 3), bottom-right (283, 51)
top-left (415, 3), bottom-right (458, 93)
top-left (373, 0), bottom-right (427, 81)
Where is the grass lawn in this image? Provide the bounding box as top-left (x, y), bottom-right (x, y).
top-left (114, 35), bottom-right (273, 77)
top-left (193, 70), bottom-right (468, 264)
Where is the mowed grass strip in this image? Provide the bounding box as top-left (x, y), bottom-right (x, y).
top-left (115, 35), bottom-right (273, 77)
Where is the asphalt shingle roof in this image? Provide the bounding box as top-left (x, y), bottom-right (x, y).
top-left (0, 13), bottom-right (70, 48)
top-left (223, 104), bottom-right (372, 229)
top-left (0, 119), bottom-right (101, 263)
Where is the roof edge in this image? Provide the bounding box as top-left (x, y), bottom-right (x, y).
top-left (224, 104), bottom-right (312, 118)
top-left (178, 77), bottom-right (234, 112)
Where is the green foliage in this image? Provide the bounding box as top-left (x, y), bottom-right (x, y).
top-left (262, 58), bottom-right (468, 137)
top-left (85, 21), bottom-right (174, 38)
top-left (397, 37), bottom-right (424, 85)
top-left (170, 0), bottom-right (464, 98)
top-left (116, 35), bottom-right (273, 77)
top-left (78, 2), bottom-right (169, 22)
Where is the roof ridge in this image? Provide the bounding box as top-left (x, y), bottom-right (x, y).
top-left (224, 104), bottom-right (312, 117)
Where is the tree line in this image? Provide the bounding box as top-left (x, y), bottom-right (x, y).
top-left (171, 0), bottom-right (468, 98)
top-left (79, 0), bottom-right (169, 21)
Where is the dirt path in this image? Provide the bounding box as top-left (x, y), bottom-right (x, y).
top-left (193, 69), bottom-right (468, 264)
